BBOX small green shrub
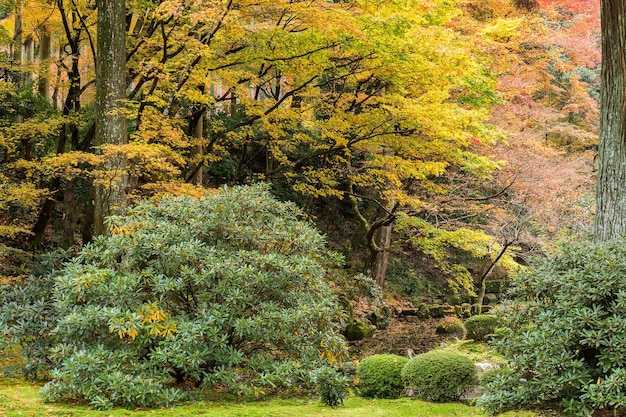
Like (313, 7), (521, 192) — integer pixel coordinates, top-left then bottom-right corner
(436, 317), (466, 335)
(345, 321), (372, 341)
(402, 351), (476, 402)
(312, 366), (350, 407)
(464, 314), (497, 342)
(357, 354), (408, 399)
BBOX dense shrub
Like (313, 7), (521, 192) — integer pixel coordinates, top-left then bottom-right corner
(5, 185), (347, 409)
(479, 240), (626, 416)
(402, 351), (476, 402)
(0, 249), (72, 380)
(464, 314), (497, 342)
(436, 317), (466, 335)
(312, 366), (351, 407)
(357, 354), (408, 399)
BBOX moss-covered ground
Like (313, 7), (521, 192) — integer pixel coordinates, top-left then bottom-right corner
(0, 377), (535, 417)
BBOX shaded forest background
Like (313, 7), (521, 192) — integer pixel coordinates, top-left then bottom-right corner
(0, 0), (600, 303)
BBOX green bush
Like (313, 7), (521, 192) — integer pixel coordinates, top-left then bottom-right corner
(479, 240), (626, 416)
(402, 351), (476, 403)
(312, 366), (350, 407)
(436, 317), (466, 335)
(4, 185), (347, 409)
(357, 354), (408, 399)
(0, 249), (72, 380)
(464, 314), (497, 342)
(345, 321), (372, 341)
(478, 367), (515, 388)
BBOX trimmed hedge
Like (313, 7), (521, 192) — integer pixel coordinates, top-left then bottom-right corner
(357, 354), (408, 399)
(464, 314), (498, 342)
(436, 317), (466, 335)
(402, 351), (476, 402)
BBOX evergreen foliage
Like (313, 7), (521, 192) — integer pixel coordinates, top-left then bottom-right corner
(312, 366), (351, 407)
(402, 351), (476, 403)
(3, 185), (346, 409)
(357, 354), (408, 399)
(464, 315), (498, 342)
(480, 240), (626, 415)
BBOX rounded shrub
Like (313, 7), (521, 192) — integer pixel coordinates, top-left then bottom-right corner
(402, 351), (476, 402)
(436, 317), (466, 335)
(345, 321), (372, 341)
(479, 239), (626, 415)
(464, 314), (497, 342)
(10, 185), (346, 409)
(357, 354), (408, 398)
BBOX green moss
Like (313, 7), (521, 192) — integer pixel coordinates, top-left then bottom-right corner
(0, 377), (537, 417)
(346, 321), (372, 341)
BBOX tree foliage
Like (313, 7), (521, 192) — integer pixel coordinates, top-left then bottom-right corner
(0, 0), (599, 302)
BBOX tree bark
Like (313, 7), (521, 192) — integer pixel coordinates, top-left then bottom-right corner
(191, 114), (203, 186)
(38, 27), (51, 99)
(12, 2), (22, 69)
(370, 224), (392, 288)
(94, 0), (128, 236)
(595, 0), (626, 241)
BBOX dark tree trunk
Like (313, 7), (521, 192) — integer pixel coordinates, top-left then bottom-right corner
(29, 9), (82, 250)
(38, 27), (51, 99)
(595, 0), (626, 241)
(370, 224), (392, 288)
(94, 0), (128, 236)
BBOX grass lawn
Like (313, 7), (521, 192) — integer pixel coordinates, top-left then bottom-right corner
(0, 378), (534, 417)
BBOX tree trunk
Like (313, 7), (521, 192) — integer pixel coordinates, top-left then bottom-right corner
(370, 224), (392, 288)
(191, 114), (203, 186)
(476, 241), (513, 315)
(61, 180), (77, 249)
(29, 12), (82, 250)
(12, 2), (22, 70)
(595, 0), (626, 241)
(94, 0), (128, 236)
(38, 27), (51, 99)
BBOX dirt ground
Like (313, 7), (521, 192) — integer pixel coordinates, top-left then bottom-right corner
(348, 317), (462, 360)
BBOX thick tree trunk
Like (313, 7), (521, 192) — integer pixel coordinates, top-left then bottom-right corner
(61, 180), (77, 249)
(94, 0), (128, 236)
(595, 0), (626, 241)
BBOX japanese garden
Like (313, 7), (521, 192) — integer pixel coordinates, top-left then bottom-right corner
(0, 0), (622, 416)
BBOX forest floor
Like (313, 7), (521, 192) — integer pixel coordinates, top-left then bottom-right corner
(348, 317), (461, 359)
